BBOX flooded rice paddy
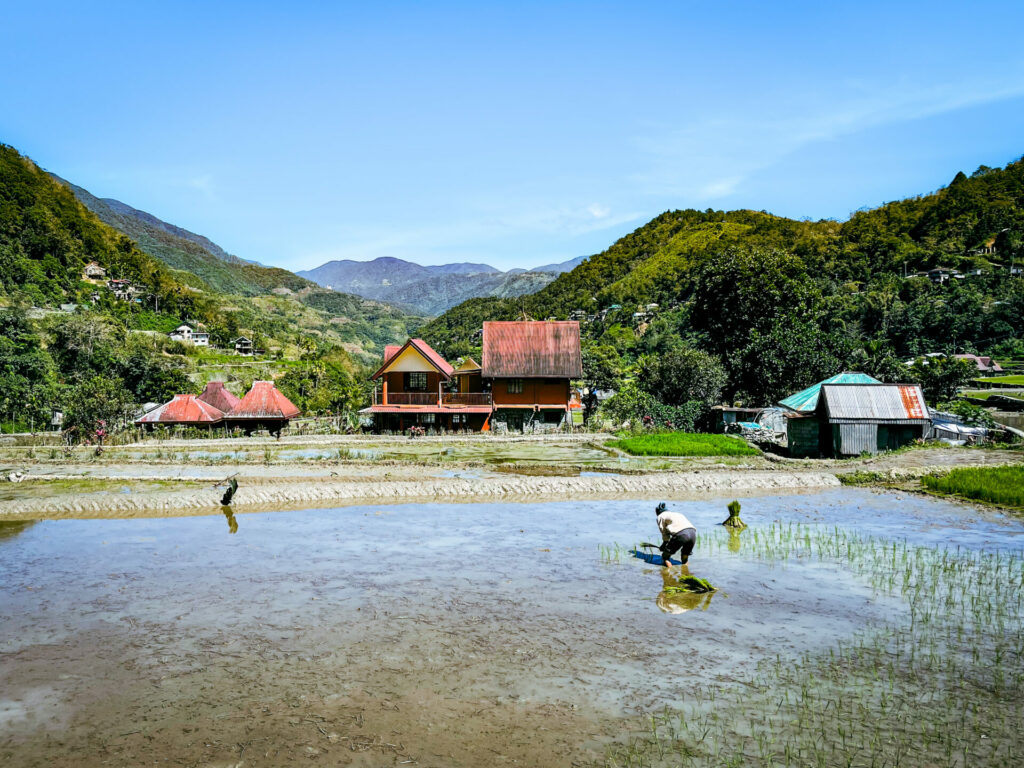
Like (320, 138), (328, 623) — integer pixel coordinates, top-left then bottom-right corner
(1, 488), (1022, 767)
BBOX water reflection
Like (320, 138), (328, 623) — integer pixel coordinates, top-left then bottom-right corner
(0, 520), (35, 541)
(656, 569), (715, 614)
(222, 507), (238, 534)
(728, 528), (744, 553)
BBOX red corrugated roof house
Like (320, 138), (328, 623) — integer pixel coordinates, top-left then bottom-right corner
(226, 381), (300, 420)
(197, 381), (241, 413)
(483, 321), (582, 429)
(135, 394), (225, 427)
(222, 381), (300, 437)
(360, 323), (582, 432)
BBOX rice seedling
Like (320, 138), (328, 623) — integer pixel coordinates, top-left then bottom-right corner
(922, 465), (1024, 508)
(607, 433), (760, 457)
(606, 522), (1024, 767)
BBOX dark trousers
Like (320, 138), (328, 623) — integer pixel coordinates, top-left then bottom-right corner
(660, 528), (696, 564)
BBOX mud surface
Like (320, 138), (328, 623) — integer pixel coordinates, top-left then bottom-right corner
(2, 488), (1022, 767)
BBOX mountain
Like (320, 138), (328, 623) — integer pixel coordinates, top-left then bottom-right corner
(53, 175), (313, 296)
(297, 255), (584, 315)
(529, 255), (588, 273)
(0, 144), (423, 362)
(418, 157), (1024, 373)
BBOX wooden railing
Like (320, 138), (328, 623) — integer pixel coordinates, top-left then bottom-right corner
(372, 389), (492, 407)
(442, 392), (492, 406)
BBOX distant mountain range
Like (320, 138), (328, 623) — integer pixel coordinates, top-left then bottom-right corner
(297, 255), (586, 315)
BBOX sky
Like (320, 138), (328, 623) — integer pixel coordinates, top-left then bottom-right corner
(2, 1), (1024, 272)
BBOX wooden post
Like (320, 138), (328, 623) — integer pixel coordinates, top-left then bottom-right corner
(382, 378), (388, 406)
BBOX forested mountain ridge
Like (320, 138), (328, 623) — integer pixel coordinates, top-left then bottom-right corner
(0, 143), (424, 433)
(420, 158), (1024, 404)
(54, 175), (315, 296)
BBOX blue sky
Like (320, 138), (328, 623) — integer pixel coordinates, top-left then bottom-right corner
(3, 1), (1024, 272)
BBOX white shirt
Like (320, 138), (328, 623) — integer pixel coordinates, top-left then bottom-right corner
(657, 511), (696, 539)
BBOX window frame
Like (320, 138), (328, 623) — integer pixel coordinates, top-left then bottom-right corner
(406, 372), (428, 391)
(506, 378), (524, 394)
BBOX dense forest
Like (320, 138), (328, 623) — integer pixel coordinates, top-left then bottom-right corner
(420, 158), (1024, 420)
(0, 144), (422, 434)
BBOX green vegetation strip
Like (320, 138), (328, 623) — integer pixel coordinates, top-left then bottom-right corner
(922, 465), (1024, 509)
(606, 523), (1024, 767)
(607, 433), (760, 457)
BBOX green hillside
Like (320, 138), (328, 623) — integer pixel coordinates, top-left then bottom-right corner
(0, 143), (423, 433)
(54, 175), (314, 296)
(420, 158), (1024, 404)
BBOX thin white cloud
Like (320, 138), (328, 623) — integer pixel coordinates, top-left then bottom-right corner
(630, 70), (1024, 200)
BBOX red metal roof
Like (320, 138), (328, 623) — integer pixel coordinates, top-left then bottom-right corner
(361, 405), (492, 414)
(225, 381), (300, 420)
(197, 381), (241, 413)
(481, 321), (582, 378)
(372, 339), (454, 380)
(136, 394), (225, 424)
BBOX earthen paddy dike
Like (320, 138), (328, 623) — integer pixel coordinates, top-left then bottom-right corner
(2, 488), (1022, 767)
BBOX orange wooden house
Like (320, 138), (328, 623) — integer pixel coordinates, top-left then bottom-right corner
(361, 322), (582, 432)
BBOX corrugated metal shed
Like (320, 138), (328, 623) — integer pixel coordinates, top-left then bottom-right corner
(197, 381), (241, 413)
(225, 381), (300, 420)
(372, 339), (454, 380)
(819, 384), (929, 424)
(778, 372), (881, 413)
(481, 321), (583, 378)
(135, 395), (225, 425)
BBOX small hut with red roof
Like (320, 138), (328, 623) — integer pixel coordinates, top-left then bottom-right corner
(197, 381), (241, 413)
(223, 381), (301, 437)
(135, 394), (225, 430)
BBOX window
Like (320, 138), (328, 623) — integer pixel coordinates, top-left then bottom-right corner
(420, 413), (435, 424)
(406, 372), (428, 391)
(506, 379), (524, 394)
(452, 414), (464, 424)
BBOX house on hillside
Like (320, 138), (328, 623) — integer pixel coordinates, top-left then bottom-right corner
(360, 321), (583, 433)
(83, 262), (107, 280)
(233, 337), (254, 356)
(168, 324), (208, 346)
(953, 354), (1003, 374)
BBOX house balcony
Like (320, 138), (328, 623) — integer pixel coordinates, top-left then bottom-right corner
(371, 389), (492, 408)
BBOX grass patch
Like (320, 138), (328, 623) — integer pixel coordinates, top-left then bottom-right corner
(972, 375), (1024, 386)
(608, 432), (760, 457)
(837, 470), (889, 485)
(921, 465), (1024, 508)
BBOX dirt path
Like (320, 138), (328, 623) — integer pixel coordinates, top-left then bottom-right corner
(0, 469), (841, 520)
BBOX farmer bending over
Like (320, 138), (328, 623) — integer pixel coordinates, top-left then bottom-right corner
(656, 502), (696, 566)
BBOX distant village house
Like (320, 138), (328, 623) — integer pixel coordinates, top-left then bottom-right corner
(82, 261), (107, 280)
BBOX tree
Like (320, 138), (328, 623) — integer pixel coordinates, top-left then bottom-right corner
(639, 347), (726, 407)
(907, 356), (974, 405)
(64, 375), (133, 437)
(731, 320), (851, 405)
(580, 343), (624, 420)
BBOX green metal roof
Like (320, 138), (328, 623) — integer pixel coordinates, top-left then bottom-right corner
(778, 372), (881, 413)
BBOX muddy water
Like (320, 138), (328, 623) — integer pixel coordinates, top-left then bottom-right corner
(1, 489), (1022, 767)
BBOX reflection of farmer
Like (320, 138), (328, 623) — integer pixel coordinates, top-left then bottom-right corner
(655, 502), (696, 566)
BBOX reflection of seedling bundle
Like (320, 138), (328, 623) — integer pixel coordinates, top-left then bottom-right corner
(662, 574), (716, 594)
(721, 499), (746, 529)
